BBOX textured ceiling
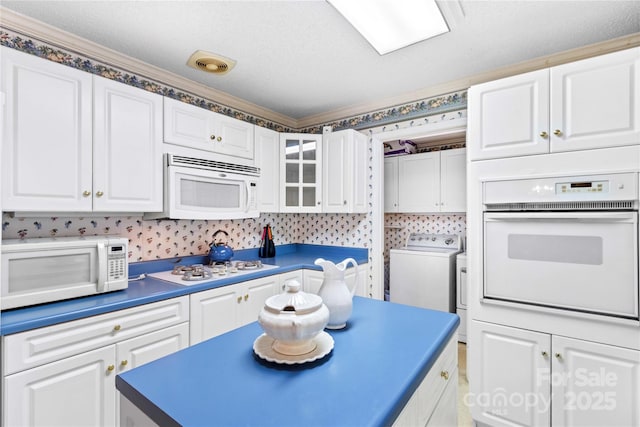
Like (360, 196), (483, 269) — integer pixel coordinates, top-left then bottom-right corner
(2, 0), (639, 121)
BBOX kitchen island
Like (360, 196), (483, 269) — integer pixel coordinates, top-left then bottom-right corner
(117, 297), (459, 427)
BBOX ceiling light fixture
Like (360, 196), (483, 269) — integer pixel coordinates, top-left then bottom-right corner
(327, 0), (449, 55)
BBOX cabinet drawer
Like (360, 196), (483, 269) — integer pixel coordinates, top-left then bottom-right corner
(3, 297), (189, 375)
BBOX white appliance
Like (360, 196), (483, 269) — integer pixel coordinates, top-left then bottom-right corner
(144, 154), (260, 220)
(390, 233), (462, 312)
(147, 261), (278, 286)
(456, 252), (467, 343)
(483, 172), (639, 320)
(1, 236), (128, 310)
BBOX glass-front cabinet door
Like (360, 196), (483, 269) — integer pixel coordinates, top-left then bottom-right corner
(279, 133), (322, 212)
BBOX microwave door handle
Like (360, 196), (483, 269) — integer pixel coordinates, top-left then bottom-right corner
(245, 181), (250, 212)
(97, 242), (107, 292)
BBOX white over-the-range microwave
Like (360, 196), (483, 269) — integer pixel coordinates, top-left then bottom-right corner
(1, 236), (128, 310)
(144, 153), (260, 220)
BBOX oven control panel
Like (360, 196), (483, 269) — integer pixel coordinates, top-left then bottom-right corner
(556, 180), (609, 194)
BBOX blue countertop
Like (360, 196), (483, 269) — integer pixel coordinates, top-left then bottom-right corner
(117, 297), (459, 427)
(0, 244), (368, 336)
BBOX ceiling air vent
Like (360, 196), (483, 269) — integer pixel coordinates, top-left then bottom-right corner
(186, 50), (236, 75)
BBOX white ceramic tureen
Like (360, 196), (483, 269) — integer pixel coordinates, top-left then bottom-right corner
(257, 280), (330, 356)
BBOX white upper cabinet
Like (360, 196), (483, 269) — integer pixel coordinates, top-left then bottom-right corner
(163, 97), (254, 161)
(322, 129), (368, 213)
(468, 69), (550, 161)
(255, 125), (280, 212)
(93, 76), (163, 212)
(386, 148), (466, 213)
(1, 47), (163, 213)
(468, 47), (640, 161)
(280, 133), (323, 213)
(550, 47), (640, 153)
(384, 157), (399, 212)
(1, 47), (93, 211)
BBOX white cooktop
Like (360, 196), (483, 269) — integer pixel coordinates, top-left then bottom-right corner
(148, 264), (279, 286)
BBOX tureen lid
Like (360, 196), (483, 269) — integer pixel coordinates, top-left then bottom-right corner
(264, 280), (323, 314)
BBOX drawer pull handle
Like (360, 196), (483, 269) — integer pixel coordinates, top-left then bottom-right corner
(121, 360), (128, 367)
(440, 370), (449, 380)
(113, 325), (121, 331)
(107, 364), (115, 372)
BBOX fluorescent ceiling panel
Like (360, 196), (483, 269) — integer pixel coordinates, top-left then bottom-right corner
(328, 0), (449, 55)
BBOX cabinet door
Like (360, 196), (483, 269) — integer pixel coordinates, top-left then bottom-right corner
(255, 125), (281, 212)
(439, 148), (466, 212)
(469, 320), (551, 427)
(468, 69), (550, 161)
(280, 133), (322, 212)
(303, 269), (325, 295)
(93, 76), (163, 212)
(240, 276), (279, 326)
(351, 130), (368, 213)
(551, 47), (640, 153)
(163, 97), (216, 151)
(116, 323), (189, 373)
(551, 336), (640, 427)
(4, 345), (116, 427)
(215, 113), (255, 160)
(384, 157), (399, 212)
(1, 47), (93, 211)
(190, 285), (240, 344)
(323, 130), (350, 213)
(398, 152), (440, 212)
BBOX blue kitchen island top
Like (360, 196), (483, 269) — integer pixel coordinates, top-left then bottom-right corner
(0, 244), (367, 335)
(116, 297), (459, 427)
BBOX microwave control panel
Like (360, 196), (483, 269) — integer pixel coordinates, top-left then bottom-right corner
(556, 180), (609, 194)
(107, 244), (127, 281)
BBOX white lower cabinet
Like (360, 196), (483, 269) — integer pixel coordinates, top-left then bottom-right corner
(190, 275), (279, 344)
(2, 297), (189, 427)
(393, 334), (458, 427)
(470, 320), (640, 427)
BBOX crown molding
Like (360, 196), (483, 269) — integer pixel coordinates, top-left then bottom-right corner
(296, 32), (640, 129)
(0, 7), (298, 129)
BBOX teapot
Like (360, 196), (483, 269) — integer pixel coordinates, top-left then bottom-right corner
(208, 230), (234, 263)
(314, 257), (359, 329)
(258, 280), (330, 356)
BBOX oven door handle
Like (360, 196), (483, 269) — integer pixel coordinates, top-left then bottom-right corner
(484, 211), (637, 223)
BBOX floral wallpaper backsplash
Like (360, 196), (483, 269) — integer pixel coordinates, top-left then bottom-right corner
(383, 213), (467, 263)
(1, 213), (369, 262)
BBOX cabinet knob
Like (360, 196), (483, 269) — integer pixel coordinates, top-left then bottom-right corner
(210, 135), (216, 140)
(317, 201), (321, 205)
(96, 191), (104, 197)
(553, 129), (563, 136)
(217, 136), (222, 142)
(555, 353), (562, 360)
(82, 190), (91, 197)
(107, 364), (115, 372)
(237, 296), (242, 303)
(343, 200), (347, 205)
(440, 370), (449, 380)
(121, 360), (128, 367)
(244, 294), (249, 301)
(539, 131), (548, 139)
(541, 351), (548, 357)
(113, 325), (121, 331)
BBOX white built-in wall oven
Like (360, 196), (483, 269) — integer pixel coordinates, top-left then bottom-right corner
(482, 172), (638, 320)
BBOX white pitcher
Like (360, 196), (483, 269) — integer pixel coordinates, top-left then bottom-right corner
(314, 257), (358, 329)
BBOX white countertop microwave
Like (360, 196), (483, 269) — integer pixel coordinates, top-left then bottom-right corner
(1, 236), (128, 310)
(144, 154), (260, 220)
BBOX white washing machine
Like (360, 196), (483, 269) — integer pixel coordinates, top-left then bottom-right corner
(390, 233), (462, 312)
